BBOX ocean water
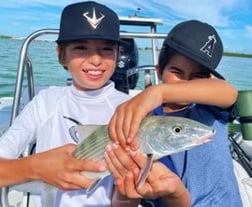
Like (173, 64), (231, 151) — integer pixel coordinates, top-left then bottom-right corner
(1, 38), (252, 98)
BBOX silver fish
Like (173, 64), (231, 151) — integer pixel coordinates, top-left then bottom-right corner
(70, 116), (215, 192)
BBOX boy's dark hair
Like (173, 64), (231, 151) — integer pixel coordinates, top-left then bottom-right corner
(158, 45), (176, 75)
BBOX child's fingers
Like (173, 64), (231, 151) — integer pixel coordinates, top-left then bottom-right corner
(104, 143), (128, 177)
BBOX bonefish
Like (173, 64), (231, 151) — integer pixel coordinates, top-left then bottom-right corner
(70, 115), (215, 193)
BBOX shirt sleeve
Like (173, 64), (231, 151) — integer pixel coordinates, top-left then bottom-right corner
(0, 94), (42, 158)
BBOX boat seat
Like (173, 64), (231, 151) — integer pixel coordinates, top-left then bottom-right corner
(229, 90), (252, 152)
(228, 90), (252, 206)
(235, 90), (252, 140)
(233, 159), (252, 206)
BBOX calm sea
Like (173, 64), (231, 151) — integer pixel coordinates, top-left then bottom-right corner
(1, 38), (252, 98)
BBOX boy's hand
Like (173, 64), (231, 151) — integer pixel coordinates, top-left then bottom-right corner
(31, 144), (106, 190)
(105, 143), (186, 199)
(109, 85), (163, 149)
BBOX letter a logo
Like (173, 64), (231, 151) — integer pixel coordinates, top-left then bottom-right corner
(200, 35), (217, 58)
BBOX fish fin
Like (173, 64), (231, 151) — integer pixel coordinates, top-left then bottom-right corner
(69, 125), (104, 143)
(69, 126), (79, 143)
(242, 177), (252, 187)
(86, 178), (103, 196)
(136, 153), (154, 189)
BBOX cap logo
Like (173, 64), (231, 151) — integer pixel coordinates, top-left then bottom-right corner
(83, 7), (105, 29)
(200, 34), (217, 58)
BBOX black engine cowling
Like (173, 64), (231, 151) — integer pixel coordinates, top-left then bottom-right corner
(110, 38), (139, 94)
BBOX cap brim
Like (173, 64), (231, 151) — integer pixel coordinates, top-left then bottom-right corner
(208, 69), (225, 80)
(56, 36), (126, 44)
(166, 41), (225, 80)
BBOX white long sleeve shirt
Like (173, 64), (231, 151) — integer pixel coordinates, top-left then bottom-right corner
(0, 81), (130, 207)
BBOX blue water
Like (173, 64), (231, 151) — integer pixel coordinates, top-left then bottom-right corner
(0, 38), (252, 98)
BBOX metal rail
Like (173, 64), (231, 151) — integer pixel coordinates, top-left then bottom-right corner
(1, 28), (166, 207)
(10, 29), (166, 124)
(10, 29), (59, 125)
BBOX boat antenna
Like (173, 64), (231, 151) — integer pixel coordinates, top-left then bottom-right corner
(129, 8), (141, 17)
(134, 8), (141, 16)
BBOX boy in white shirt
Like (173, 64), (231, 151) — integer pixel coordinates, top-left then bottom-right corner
(0, 1), (130, 206)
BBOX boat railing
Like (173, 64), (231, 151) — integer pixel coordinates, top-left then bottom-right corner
(10, 29), (166, 125)
(2, 22), (252, 207)
(1, 28), (166, 207)
(10, 29), (59, 125)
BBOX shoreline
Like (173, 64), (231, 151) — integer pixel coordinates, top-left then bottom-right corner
(1, 35), (252, 58)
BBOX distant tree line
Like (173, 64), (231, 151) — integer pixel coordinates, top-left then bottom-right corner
(1, 35), (252, 58)
(139, 47), (252, 58)
(223, 52), (252, 58)
(0, 35), (12, 39)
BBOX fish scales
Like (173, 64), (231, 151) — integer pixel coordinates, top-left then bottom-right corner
(70, 116), (215, 193)
(71, 115), (214, 168)
(72, 126), (109, 160)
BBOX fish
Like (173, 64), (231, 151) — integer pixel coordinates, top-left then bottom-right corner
(70, 115), (215, 193)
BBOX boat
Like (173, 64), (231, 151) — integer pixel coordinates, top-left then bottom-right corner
(0, 16), (252, 207)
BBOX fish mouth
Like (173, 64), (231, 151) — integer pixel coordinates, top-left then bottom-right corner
(202, 133), (214, 144)
(196, 130), (215, 145)
(204, 136), (212, 143)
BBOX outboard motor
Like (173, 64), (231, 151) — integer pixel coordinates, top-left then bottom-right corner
(111, 38), (139, 94)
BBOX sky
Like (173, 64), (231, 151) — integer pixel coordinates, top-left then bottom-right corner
(0, 0), (252, 54)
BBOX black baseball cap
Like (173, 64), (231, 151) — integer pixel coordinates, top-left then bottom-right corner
(163, 20), (224, 79)
(56, 1), (121, 43)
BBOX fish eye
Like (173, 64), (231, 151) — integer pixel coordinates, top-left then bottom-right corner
(172, 125), (183, 134)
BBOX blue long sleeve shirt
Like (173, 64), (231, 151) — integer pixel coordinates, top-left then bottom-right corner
(142, 103), (242, 207)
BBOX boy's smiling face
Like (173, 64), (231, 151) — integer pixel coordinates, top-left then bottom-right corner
(59, 39), (118, 91)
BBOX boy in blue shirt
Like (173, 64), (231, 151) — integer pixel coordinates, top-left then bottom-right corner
(107, 20), (242, 206)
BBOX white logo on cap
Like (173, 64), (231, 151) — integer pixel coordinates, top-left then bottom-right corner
(200, 34), (217, 58)
(83, 7), (105, 29)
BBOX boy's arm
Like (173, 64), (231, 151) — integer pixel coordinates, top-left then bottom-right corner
(0, 144), (105, 190)
(109, 78), (237, 148)
(106, 144), (191, 207)
(159, 78), (237, 109)
(111, 179), (191, 207)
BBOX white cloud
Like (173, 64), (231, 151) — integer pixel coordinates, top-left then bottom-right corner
(0, 0), (247, 27)
(0, 0), (251, 53)
(245, 25), (252, 38)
